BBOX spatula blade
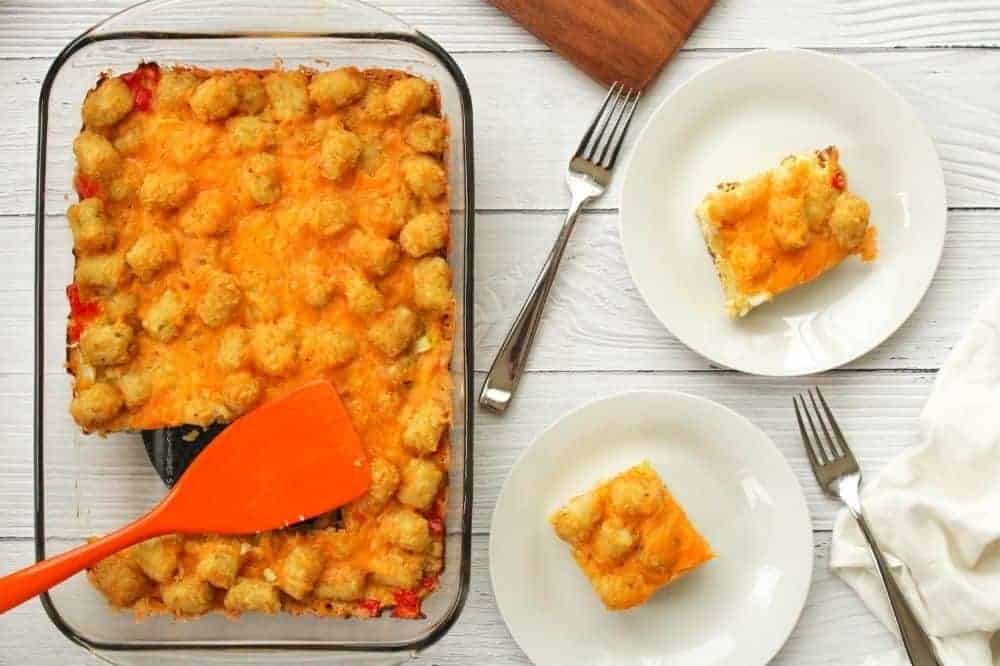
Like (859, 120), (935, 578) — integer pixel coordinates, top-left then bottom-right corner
(157, 381), (371, 535)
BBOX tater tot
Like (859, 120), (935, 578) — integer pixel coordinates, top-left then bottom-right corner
(729, 240), (774, 285)
(401, 155), (447, 199)
(314, 564), (367, 602)
(592, 572), (646, 610)
(385, 77), (433, 117)
(79, 321), (134, 366)
(197, 271), (241, 327)
(399, 211), (448, 258)
(104, 292), (138, 322)
(162, 576), (215, 615)
(397, 458), (444, 511)
(183, 397), (226, 427)
(319, 128), (362, 182)
(90, 552), (148, 606)
(830, 192), (871, 250)
(592, 516), (636, 563)
(609, 472), (663, 517)
(217, 326), (249, 370)
(227, 115), (276, 152)
(299, 263), (335, 308)
(358, 85), (391, 121)
(549, 491), (601, 545)
(368, 549), (423, 589)
(179, 189), (234, 237)
(278, 544), (325, 600)
(379, 509), (431, 553)
(168, 123), (219, 166)
(74, 131), (121, 180)
(358, 187), (413, 238)
(112, 116), (144, 155)
(346, 229), (399, 276)
(118, 370), (151, 409)
(140, 170), (193, 210)
(68, 198), (116, 254)
(309, 67), (367, 111)
(75, 254), (126, 292)
(71, 382), (124, 430)
(189, 75), (240, 121)
(240, 153), (281, 205)
(154, 69), (200, 111)
(300, 325), (359, 369)
(299, 193), (352, 237)
(403, 115), (447, 155)
(125, 229), (177, 281)
(344, 273), (384, 318)
(221, 371), (260, 416)
(134, 536), (181, 583)
(82, 77), (134, 129)
(251, 318), (298, 375)
(767, 195), (810, 251)
(196, 539), (243, 589)
(413, 256), (452, 312)
(232, 71), (268, 115)
(368, 306), (419, 357)
(107, 161), (141, 202)
(348, 456), (400, 519)
(402, 400), (447, 455)
(224, 578), (280, 614)
(141, 289), (188, 342)
(264, 71), (310, 122)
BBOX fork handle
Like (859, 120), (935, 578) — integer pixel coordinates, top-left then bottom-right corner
(479, 193), (589, 412)
(850, 509), (943, 666)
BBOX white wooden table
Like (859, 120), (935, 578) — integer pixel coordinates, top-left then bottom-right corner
(2, 1), (999, 662)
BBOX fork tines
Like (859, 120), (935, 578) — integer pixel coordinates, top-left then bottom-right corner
(575, 82), (641, 170)
(793, 387), (856, 467)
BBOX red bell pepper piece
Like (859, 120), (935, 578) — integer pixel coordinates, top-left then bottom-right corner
(121, 64), (159, 111)
(357, 598), (382, 618)
(74, 174), (100, 200)
(66, 284), (100, 342)
(391, 589), (421, 619)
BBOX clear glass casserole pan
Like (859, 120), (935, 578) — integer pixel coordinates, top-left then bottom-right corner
(33, 0), (474, 659)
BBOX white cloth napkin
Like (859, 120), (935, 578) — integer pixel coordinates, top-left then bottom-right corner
(830, 291), (1000, 666)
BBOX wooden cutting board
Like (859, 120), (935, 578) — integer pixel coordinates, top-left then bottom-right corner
(490, 0), (715, 90)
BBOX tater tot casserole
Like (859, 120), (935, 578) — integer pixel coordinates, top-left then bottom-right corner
(67, 63), (454, 620)
(549, 462), (714, 610)
(696, 146), (878, 317)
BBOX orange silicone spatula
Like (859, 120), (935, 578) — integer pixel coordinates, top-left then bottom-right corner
(0, 380), (370, 613)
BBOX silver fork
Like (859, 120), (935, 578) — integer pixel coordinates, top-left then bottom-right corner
(479, 83), (641, 413)
(794, 388), (942, 666)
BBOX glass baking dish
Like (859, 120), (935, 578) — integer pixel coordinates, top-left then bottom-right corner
(33, 0), (474, 660)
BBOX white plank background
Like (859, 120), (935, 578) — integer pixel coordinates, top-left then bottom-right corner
(1, 0), (999, 663)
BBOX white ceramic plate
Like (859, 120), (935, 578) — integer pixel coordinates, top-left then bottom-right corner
(620, 49), (947, 375)
(490, 391), (813, 666)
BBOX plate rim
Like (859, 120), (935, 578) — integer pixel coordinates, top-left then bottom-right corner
(618, 47), (948, 376)
(488, 389), (814, 666)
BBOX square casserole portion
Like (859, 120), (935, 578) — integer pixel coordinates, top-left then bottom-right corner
(696, 146), (877, 318)
(549, 461), (714, 610)
(69, 63), (454, 621)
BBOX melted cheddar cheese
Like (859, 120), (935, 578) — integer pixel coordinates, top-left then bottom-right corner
(549, 462), (714, 610)
(72, 64), (453, 620)
(696, 146), (877, 317)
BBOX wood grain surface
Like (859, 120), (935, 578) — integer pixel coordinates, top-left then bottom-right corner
(489, 0), (715, 88)
(1, 0), (999, 663)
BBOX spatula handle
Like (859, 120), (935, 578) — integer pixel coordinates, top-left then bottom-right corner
(0, 514), (162, 613)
